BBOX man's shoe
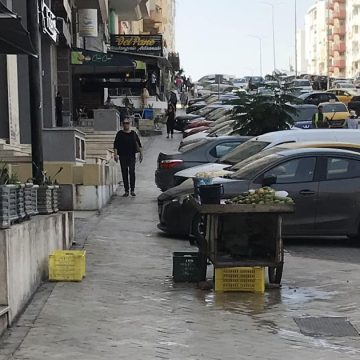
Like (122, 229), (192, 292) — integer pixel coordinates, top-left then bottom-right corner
(131, 191), (136, 197)
(123, 192), (129, 197)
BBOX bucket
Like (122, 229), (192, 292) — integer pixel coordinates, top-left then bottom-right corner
(199, 184), (224, 205)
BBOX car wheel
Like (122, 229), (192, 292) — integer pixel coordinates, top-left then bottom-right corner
(191, 213), (205, 239)
(268, 263), (283, 285)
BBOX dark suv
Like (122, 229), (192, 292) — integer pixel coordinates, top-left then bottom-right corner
(300, 92), (338, 106)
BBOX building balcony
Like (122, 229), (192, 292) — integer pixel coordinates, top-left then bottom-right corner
(333, 26), (345, 35)
(334, 0), (345, 3)
(109, 0), (149, 21)
(333, 10), (346, 19)
(327, 0), (334, 10)
(327, 17), (334, 25)
(353, 0), (360, 7)
(333, 59), (346, 68)
(333, 42), (346, 52)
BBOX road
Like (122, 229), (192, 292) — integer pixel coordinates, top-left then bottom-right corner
(1, 130), (360, 360)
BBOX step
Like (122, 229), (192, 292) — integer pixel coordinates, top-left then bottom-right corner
(0, 306), (9, 336)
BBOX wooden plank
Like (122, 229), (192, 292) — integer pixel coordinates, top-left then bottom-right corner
(196, 202), (294, 214)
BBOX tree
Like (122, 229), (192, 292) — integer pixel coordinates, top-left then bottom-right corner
(228, 92), (301, 136)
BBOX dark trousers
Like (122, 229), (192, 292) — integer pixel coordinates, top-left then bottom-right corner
(120, 156), (136, 192)
(56, 110), (63, 127)
(167, 121), (175, 135)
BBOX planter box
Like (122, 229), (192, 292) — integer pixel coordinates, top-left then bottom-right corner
(16, 184), (26, 221)
(52, 185), (59, 213)
(0, 185), (11, 229)
(31, 185), (39, 215)
(24, 183), (39, 217)
(8, 185), (18, 223)
(37, 185), (53, 215)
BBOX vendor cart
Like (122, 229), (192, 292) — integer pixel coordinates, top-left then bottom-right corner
(189, 197), (294, 285)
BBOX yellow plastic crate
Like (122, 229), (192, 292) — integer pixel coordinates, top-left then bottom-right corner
(49, 250), (86, 282)
(215, 266), (265, 293)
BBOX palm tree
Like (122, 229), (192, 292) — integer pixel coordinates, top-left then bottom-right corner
(228, 92), (301, 136)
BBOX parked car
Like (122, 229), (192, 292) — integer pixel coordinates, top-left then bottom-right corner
(155, 136), (251, 191)
(299, 92), (338, 106)
(334, 82), (356, 90)
(327, 89), (358, 104)
(319, 101), (350, 128)
(290, 79), (313, 92)
(158, 148), (360, 239)
(288, 104), (318, 129)
(174, 129), (360, 184)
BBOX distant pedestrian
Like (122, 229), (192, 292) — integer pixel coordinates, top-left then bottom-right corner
(104, 96), (114, 108)
(180, 91), (188, 108)
(113, 118), (143, 197)
(169, 90), (178, 109)
(166, 104), (176, 139)
(141, 87), (150, 108)
(55, 91), (63, 127)
(345, 110), (359, 129)
(312, 105), (329, 128)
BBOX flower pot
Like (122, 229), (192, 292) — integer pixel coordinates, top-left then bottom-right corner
(37, 185), (53, 215)
(31, 185), (39, 215)
(0, 185), (11, 229)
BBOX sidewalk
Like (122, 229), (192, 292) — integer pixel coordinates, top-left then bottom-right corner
(2, 132), (360, 359)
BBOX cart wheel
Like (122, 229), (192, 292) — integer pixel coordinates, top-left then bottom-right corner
(268, 263), (283, 285)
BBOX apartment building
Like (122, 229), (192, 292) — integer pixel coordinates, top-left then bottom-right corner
(304, 0), (328, 75)
(346, 0), (360, 77)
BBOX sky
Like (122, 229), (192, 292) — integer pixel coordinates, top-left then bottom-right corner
(175, 0), (315, 81)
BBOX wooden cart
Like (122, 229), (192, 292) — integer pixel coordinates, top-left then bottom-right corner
(190, 197), (294, 284)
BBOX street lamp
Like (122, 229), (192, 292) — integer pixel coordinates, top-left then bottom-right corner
(262, 2), (276, 71)
(248, 35), (263, 77)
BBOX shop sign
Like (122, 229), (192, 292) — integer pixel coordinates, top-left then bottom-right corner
(78, 9), (98, 38)
(41, 1), (58, 43)
(71, 49), (135, 68)
(110, 35), (163, 56)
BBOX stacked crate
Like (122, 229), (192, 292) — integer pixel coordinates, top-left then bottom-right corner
(52, 185), (59, 213)
(31, 185), (38, 215)
(8, 185), (18, 223)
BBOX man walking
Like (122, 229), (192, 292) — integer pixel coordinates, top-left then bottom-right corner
(312, 105), (329, 128)
(113, 118), (143, 197)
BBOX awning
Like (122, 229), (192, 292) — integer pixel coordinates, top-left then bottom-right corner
(0, 3), (37, 57)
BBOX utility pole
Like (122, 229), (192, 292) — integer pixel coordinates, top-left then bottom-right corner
(295, 0), (298, 78)
(27, 0), (44, 184)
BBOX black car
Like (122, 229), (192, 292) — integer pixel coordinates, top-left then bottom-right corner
(155, 136), (251, 191)
(289, 104), (317, 129)
(348, 95), (360, 116)
(158, 148), (360, 239)
(299, 92), (339, 106)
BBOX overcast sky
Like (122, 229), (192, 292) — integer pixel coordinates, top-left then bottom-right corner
(175, 0), (315, 81)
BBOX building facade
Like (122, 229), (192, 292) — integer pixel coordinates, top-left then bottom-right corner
(0, 0), (177, 148)
(346, 0), (360, 77)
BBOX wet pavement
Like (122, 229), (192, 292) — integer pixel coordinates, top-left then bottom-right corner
(1, 130), (360, 359)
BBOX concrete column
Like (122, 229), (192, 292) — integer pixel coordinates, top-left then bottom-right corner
(42, 38), (57, 128)
(0, 55), (9, 140)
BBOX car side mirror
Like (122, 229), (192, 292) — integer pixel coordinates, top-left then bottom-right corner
(262, 175), (277, 187)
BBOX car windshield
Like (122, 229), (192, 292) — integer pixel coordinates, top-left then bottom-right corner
(230, 154), (283, 179)
(294, 80), (310, 86)
(339, 83), (355, 88)
(179, 138), (208, 153)
(289, 107), (317, 121)
(220, 140), (271, 164)
(230, 147), (287, 170)
(323, 103), (348, 112)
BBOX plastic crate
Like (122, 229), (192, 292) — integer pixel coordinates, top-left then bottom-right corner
(49, 250), (86, 281)
(172, 252), (204, 283)
(215, 266), (265, 293)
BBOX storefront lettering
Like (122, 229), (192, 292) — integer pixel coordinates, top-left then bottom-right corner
(91, 54), (112, 63)
(116, 36), (156, 47)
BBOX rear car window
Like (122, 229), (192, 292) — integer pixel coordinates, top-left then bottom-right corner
(326, 157), (360, 180)
(323, 103), (348, 112)
(179, 139), (208, 153)
(220, 140), (270, 164)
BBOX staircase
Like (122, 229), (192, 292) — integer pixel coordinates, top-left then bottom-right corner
(0, 141), (32, 163)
